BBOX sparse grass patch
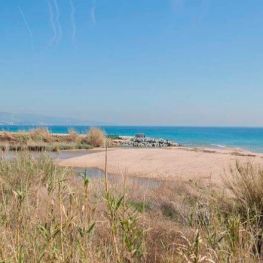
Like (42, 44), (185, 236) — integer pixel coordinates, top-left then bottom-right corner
(107, 135), (122, 140)
(129, 200), (151, 213)
(161, 202), (181, 220)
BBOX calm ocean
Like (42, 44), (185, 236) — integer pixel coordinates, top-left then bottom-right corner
(1, 125), (263, 153)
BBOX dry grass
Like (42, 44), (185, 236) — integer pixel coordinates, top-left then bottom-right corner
(29, 128), (52, 142)
(0, 129), (93, 152)
(66, 128), (80, 143)
(0, 155), (263, 262)
(0, 154), (146, 262)
(0, 128), (118, 152)
(85, 128), (105, 147)
(225, 162), (263, 217)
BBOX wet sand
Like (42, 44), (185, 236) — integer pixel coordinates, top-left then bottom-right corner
(58, 147), (263, 184)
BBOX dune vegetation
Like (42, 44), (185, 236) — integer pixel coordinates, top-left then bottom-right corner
(85, 128), (106, 147)
(0, 152), (263, 262)
(0, 128), (106, 152)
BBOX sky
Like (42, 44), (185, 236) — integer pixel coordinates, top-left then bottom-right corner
(0, 0), (263, 126)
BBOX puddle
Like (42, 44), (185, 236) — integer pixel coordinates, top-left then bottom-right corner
(1, 149), (93, 161)
(51, 150), (95, 160)
(73, 167), (161, 189)
(74, 167), (105, 179)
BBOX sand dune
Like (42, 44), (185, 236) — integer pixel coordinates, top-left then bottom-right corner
(58, 147), (263, 184)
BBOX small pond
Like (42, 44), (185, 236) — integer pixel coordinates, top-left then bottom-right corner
(74, 167), (162, 189)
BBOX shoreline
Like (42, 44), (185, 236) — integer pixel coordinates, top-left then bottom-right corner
(0, 129), (263, 154)
(1, 129), (263, 155)
(1, 129), (262, 154)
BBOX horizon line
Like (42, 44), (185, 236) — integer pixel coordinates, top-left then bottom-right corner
(1, 124), (263, 129)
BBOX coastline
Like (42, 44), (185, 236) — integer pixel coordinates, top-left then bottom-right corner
(1, 129), (262, 156)
(1, 126), (263, 153)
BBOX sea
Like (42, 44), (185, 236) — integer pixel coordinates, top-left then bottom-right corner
(1, 125), (263, 153)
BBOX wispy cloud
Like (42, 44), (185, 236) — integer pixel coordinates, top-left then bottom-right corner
(18, 6), (34, 51)
(47, 0), (57, 45)
(47, 0), (62, 45)
(91, 0), (97, 25)
(69, 0), (77, 44)
(53, 0), (63, 43)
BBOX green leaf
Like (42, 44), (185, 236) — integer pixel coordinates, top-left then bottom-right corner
(115, 196), (124, 211)
(87, 222), (96, 234)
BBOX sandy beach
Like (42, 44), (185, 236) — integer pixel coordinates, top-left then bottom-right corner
(59, 147), (263, 184)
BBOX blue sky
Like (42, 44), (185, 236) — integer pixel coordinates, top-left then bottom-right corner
(0, 0), (263, 126)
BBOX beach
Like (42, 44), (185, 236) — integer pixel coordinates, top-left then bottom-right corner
(59, 146), (263, 184)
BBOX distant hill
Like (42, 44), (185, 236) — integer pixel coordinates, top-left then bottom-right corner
(0, 112), (105, 126)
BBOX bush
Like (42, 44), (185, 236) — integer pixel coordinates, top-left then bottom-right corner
(66, 128), (80, 143)
(85, 128), (105, 147)
(29, 128), (51, 142)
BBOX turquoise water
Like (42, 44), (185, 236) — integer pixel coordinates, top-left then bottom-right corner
(1, 125), (263, 153)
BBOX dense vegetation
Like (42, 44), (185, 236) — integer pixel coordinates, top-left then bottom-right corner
(0, 154), (263, 262)
(0, 128), (106, 152)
